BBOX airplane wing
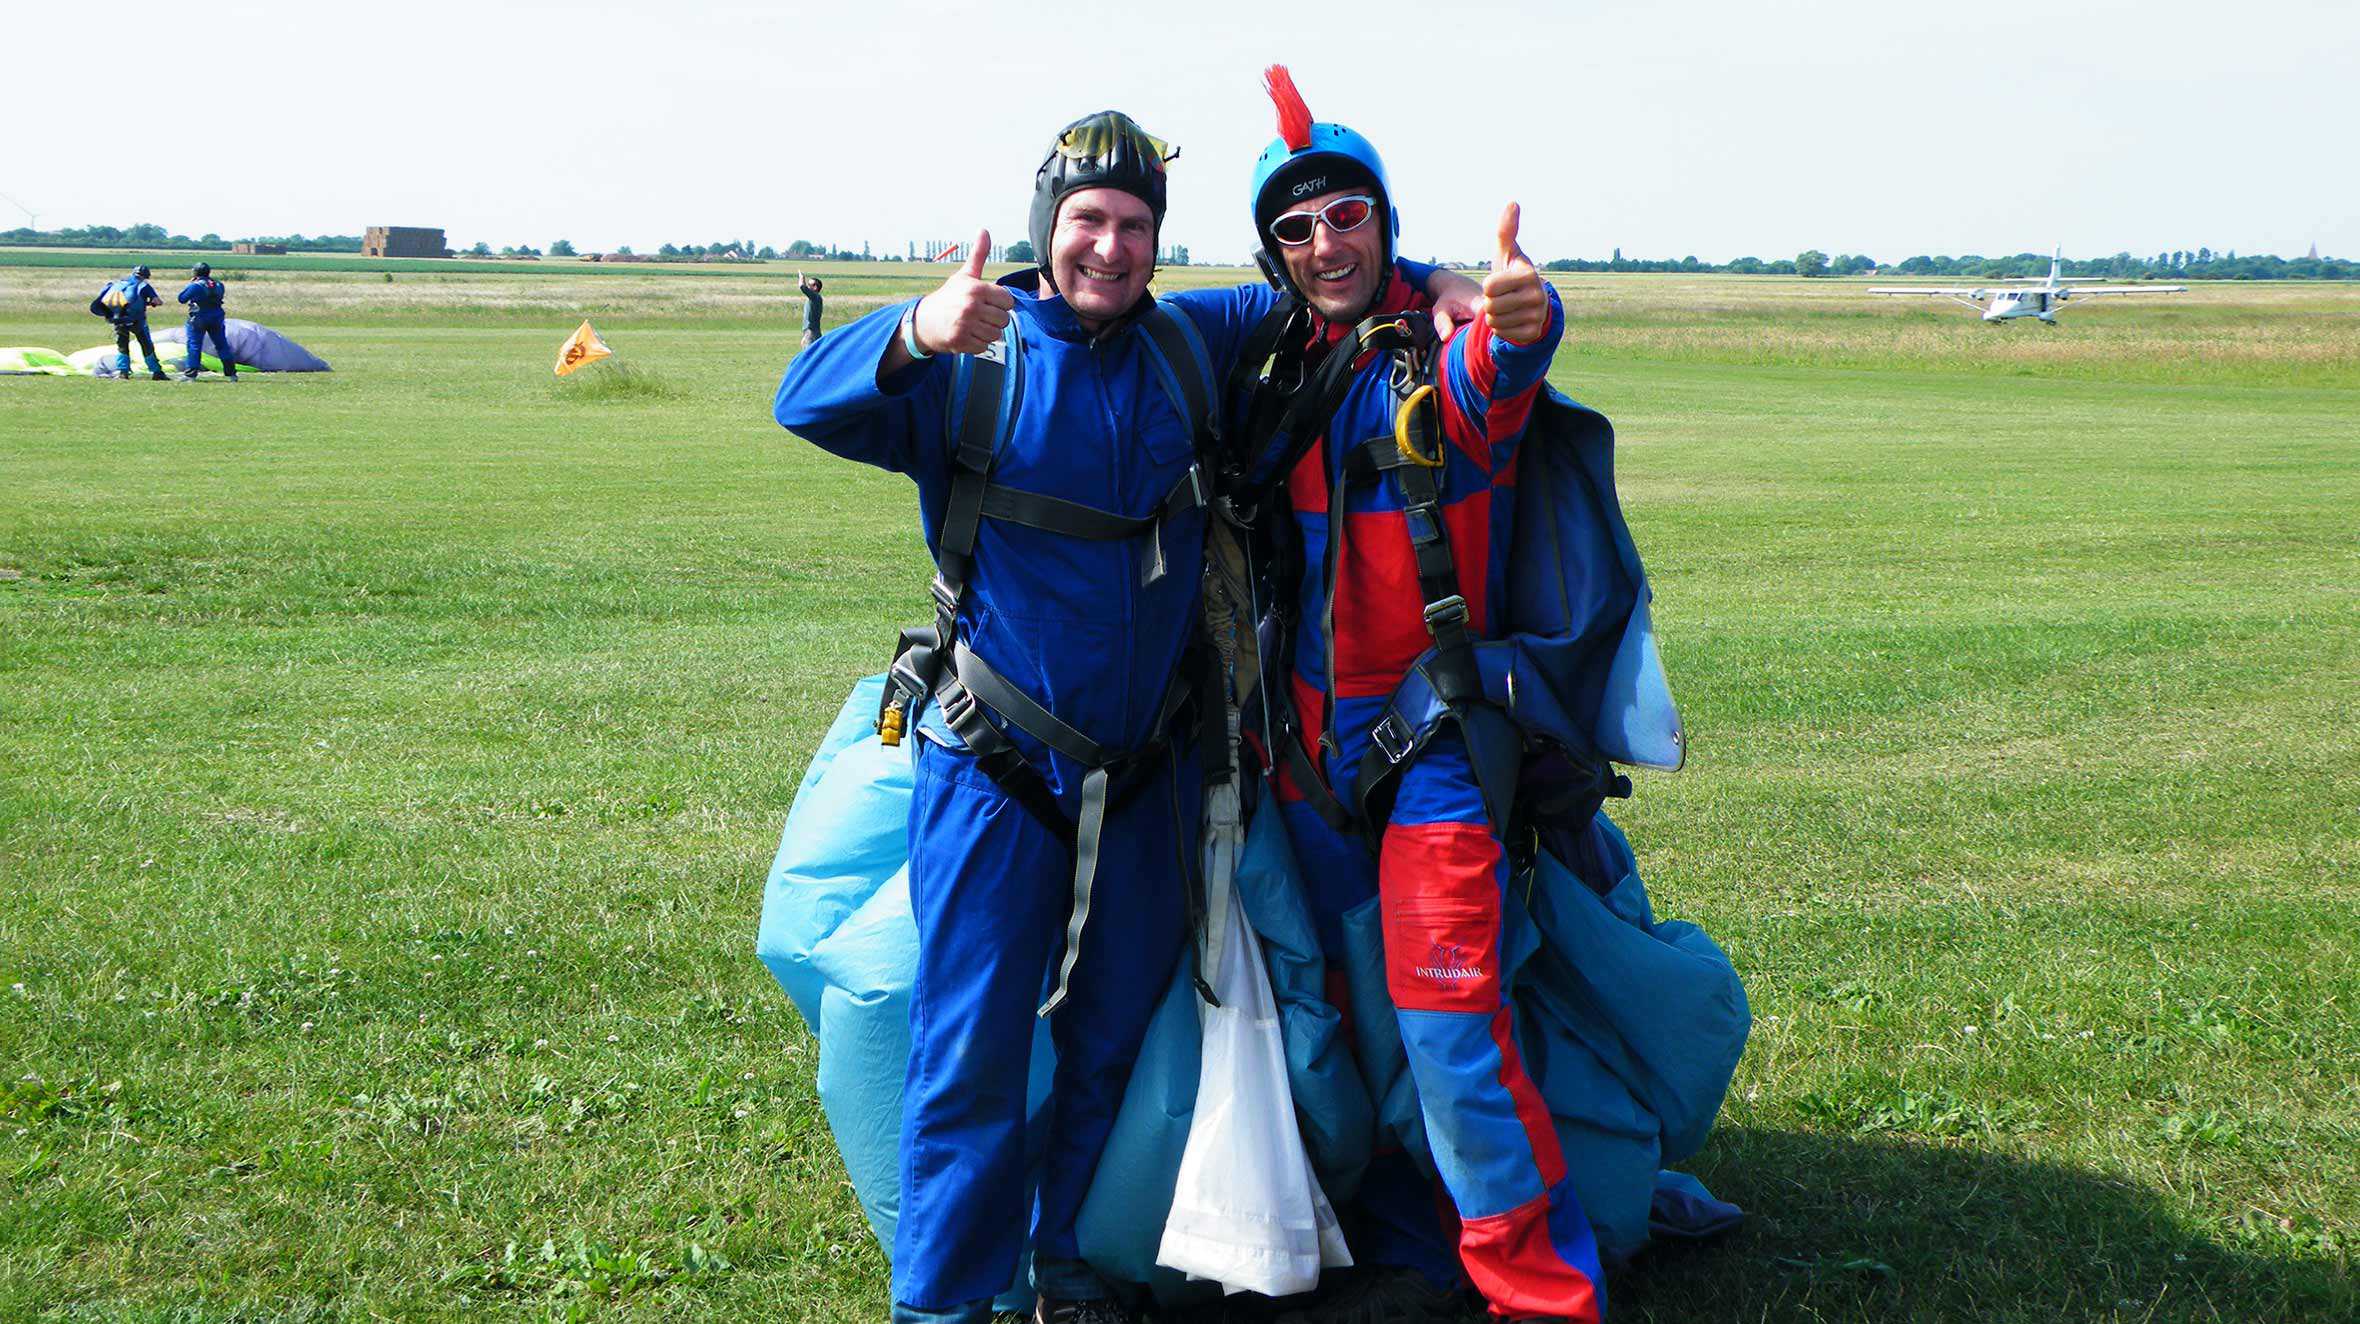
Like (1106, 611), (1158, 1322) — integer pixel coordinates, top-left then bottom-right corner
(2061, 285), (2187, 297)
(1867, 287), (1978, 296)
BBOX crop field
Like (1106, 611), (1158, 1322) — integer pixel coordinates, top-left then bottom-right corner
(3, 256), (2355, 1322)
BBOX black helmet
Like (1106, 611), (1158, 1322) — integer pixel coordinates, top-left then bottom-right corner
(132, 265), (151, 279)
(193, 262), (211, 278)
(1027, 110), (1176, 275)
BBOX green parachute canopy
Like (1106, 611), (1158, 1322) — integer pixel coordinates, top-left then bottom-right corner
(0, 346), (75, 376)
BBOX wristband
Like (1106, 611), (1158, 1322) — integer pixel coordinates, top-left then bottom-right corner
(900, 304), (934, 361)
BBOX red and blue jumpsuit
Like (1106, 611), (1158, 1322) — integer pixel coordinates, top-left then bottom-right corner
(1262, 268), (1601, 1320)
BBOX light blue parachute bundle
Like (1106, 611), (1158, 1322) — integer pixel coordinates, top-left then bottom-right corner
(757, 677), (1746, 1302)
(1332, 812), (1749, 1264)
(149, 318), (331, 372)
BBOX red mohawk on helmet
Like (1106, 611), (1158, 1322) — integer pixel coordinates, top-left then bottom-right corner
(1264, 64), (1313, 152)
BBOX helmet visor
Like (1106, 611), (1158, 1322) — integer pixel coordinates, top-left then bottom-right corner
(1054, 112), (1177, 169)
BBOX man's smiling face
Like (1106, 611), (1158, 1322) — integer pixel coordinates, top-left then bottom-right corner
(1275, 187), (1386, 320)
(1048, 186), (1156, 330)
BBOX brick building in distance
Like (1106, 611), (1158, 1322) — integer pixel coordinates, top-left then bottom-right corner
(363, 226), (448, 259)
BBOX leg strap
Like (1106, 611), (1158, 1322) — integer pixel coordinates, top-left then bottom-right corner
(1038, 766), (1111, 1018)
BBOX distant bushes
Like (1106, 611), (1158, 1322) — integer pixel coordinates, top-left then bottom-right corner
(1, 223), (361, 253)
(1540, 247), (2360, 280)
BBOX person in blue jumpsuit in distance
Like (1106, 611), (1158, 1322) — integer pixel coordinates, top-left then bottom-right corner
(88, 265), (167, 380)
(177, 263), (237, 380)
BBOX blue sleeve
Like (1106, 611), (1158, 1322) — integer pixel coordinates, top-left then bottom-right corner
(178, 281), (199, 305)
(1485, 280), (1563, 400)
(1438, 282), (1564, 457)
(1168, 283), (1296, 486)
(1166, 283), (1282, 381)
(1396, 258), (1441, 291)
(772, 298), (950, 479)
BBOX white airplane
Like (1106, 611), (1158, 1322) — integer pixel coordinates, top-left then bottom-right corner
(1868, 249), (2185, 323)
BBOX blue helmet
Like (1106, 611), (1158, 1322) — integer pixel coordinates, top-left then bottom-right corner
(1249, 66), (1399, 300)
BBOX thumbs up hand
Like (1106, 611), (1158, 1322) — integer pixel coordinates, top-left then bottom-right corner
(1476, 203), (1549, 346)
(912, 229), (1016, 356)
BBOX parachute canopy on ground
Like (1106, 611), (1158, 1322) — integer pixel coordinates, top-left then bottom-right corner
(0, 347), (75, 376)
(151, 318), (331, 372)
(71, 345), (234, 377)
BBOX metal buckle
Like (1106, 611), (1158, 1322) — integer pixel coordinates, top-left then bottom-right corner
(887, 655), (927, 697)
(1423, 594), (1469, 630)
(929, 573), (960, 616)
(1186, 463), (1206, 508)
(1371, 714), (1414, 765)
(937, 679), (979, 732)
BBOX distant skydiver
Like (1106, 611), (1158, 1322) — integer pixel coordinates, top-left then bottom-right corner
(798, 272), (825, 347)
(178, 263), (237, 381)
(88, 264), (167, 380)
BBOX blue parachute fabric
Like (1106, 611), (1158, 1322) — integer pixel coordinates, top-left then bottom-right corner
(1074, 964), (1209, 1307)
(756, 677), (1050, 1311)
(1527, 816), (1749, 1166)
(1486, 389), (1683, 771)
(1232, 798), (1375, 1203)
(1078, 801), (1376, 1308)
(756, 675), (912, 1024)
(1337, 896), (1439, 1178)
(758, 681), (1744, 1289)
(1334, 810), (1745, 1266)
(1649, 1170), (1746, 1244)
(806, 870), (918, 1238)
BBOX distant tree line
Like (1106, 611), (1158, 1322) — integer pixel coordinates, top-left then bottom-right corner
(10, 223), (2354, 280)
(1, 222), (362, 252)
(1540, 247), (2360, 281)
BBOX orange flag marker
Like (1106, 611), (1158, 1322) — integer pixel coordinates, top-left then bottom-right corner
(554, 319), (613, 377)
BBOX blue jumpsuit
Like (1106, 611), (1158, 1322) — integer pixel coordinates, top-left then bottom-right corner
(91, 277), (165, 378)
(178, 278), (235, 377)
(772, 275), (1268, 1322)
(1180, 271), (1604, 1321)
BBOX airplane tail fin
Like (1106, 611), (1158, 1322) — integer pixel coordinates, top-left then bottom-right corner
(2051, 245), (2062, 284)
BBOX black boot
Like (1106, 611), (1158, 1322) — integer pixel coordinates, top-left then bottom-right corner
(1270, 1268), (1479, 1324)
(1036, 1298), (1137, 1324)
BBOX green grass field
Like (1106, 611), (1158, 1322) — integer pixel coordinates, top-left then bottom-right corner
(3, 256), (2355, 1322)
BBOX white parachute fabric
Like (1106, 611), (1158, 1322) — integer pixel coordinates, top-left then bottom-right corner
(1155, 882), (1351, 1296)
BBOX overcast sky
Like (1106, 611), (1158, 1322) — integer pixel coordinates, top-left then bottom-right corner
(8, 0), (2353, 264)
